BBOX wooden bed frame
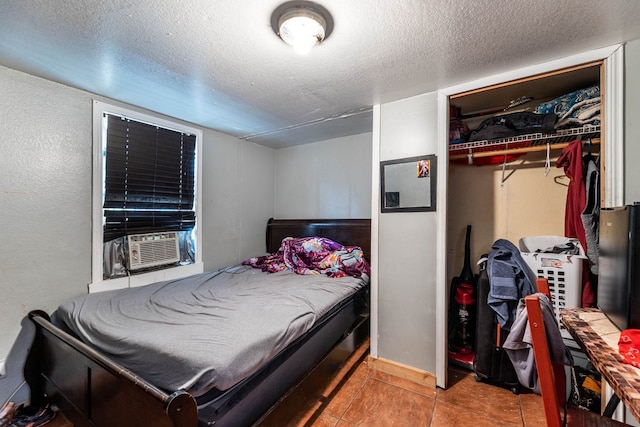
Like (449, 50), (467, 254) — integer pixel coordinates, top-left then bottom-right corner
(24, 218), (371, 427)
(265, 218), (371, 260)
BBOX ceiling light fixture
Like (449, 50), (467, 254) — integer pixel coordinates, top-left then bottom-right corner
(271, 1), (333, 55)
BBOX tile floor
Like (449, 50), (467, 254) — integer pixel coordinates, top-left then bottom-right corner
(257, 344), (547, 427)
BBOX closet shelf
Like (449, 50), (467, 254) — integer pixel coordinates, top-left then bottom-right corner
(449, 125), (600, 162)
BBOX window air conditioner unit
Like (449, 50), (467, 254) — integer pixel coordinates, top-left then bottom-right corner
(127, 232), (180, 271)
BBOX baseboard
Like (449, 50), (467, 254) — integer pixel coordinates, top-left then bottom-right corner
(367, 356), (436, 388)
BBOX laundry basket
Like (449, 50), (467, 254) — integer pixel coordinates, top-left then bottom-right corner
(519, 236), (585, 340)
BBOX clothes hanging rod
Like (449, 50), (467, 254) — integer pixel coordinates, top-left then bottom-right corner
(449, 138), (600, 161)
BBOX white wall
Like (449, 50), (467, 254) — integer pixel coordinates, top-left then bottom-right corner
(0, 65), (276, 404)
(275, 133), (372, 219)
(0, 65), (93, 403)
(201, 128), (276, 267)
(376, 92), (440, 372)
(626, 39), (640, 205)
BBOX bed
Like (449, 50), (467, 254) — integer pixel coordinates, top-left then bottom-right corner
(24, 218), (371, 427)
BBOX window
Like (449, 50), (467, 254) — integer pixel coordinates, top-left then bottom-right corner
(91, 101), (203, 292)
(103, 114), (196, 240)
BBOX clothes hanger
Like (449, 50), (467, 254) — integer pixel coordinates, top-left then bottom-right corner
(554, 175), (569, 187)
(583, 137), (597, 162)
(544, 143), (551, 176)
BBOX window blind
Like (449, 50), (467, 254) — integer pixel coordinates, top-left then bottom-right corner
(103, 114), (196, 241)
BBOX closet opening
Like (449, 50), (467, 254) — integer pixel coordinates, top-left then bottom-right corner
(445, 61), (603, 374)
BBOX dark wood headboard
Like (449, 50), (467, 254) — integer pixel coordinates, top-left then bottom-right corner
(265, 218), (371, 261)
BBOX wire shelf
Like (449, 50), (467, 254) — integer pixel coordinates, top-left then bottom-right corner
(449, 125), (600, 155)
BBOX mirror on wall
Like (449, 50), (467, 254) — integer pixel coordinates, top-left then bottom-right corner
(380, 155), (437, 213)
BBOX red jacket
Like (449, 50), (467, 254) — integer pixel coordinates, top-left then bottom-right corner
(556, 140), (595, 307)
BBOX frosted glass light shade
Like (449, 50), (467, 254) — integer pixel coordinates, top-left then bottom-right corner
(279, 13), (326, 54)
(272, 2), (333, 55)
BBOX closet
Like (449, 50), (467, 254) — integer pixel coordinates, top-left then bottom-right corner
(437, 46), (629, 420)
(445, 61), (604, 379)
(446, 61), (603, 285)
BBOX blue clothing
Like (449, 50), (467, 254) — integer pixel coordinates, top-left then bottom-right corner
(487, 239), (538, 328)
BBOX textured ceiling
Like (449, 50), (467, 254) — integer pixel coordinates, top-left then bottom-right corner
(1, 0), (640, 148)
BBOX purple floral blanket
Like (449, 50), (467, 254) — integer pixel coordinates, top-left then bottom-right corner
(243, 236), (370, 278)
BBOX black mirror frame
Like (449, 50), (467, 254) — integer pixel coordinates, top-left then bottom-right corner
(380, 154), (437, 213)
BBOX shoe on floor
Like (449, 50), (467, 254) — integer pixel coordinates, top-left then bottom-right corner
(8, 403), (56, 427)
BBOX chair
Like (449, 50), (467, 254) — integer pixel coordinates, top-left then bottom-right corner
(525, 279), (628, 426)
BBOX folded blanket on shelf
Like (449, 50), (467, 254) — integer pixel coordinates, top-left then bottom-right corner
(534, 85), (600, 130)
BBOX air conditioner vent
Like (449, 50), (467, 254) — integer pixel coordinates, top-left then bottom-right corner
(127, 232), (180, 271)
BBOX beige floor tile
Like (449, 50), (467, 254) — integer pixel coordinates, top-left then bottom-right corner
(306, 412), (341, 427)
(437, 368), (522, 424)
(258, 356), (546, 427)
(518, 390), (547, 426)
(258, 396), (323, 427)
(371, 369), (438, 398)
(431, 399), (520, 427)
(342, 378), (435, 426)
(323, 361), (371, 418)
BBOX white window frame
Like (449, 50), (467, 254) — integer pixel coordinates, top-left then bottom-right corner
(90, 101), (203, 293)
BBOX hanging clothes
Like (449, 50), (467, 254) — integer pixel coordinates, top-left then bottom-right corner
(555, 139), (596, 307)
(581, 151), (600, 275)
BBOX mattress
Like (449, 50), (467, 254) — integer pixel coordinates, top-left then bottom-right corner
(55, 265), (368, 397)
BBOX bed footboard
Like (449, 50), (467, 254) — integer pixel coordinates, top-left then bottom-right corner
(25, 310), (197, 427)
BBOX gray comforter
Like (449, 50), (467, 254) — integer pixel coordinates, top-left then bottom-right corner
(55, 265), (368, 396)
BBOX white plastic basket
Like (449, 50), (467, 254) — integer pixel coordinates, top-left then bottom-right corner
(519, 237), (585, 339)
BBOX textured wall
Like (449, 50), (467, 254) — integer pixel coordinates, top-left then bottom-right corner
(0, 66), (93, 403)
(201, 128), (276, 267)
(0, 65), (276, 405)
(377, 92), (439, 373)
(274, 133), (372, 219)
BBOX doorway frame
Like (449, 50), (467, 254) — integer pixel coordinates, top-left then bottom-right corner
(435, 44), (625, 389)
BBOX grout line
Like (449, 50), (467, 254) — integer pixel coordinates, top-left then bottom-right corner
(338, 373), (374, 424)
(262, 352), (542, 426)
(298, 343), (371, 426)
(318, 340), (371, 398)
(369, 375), (438, 399)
